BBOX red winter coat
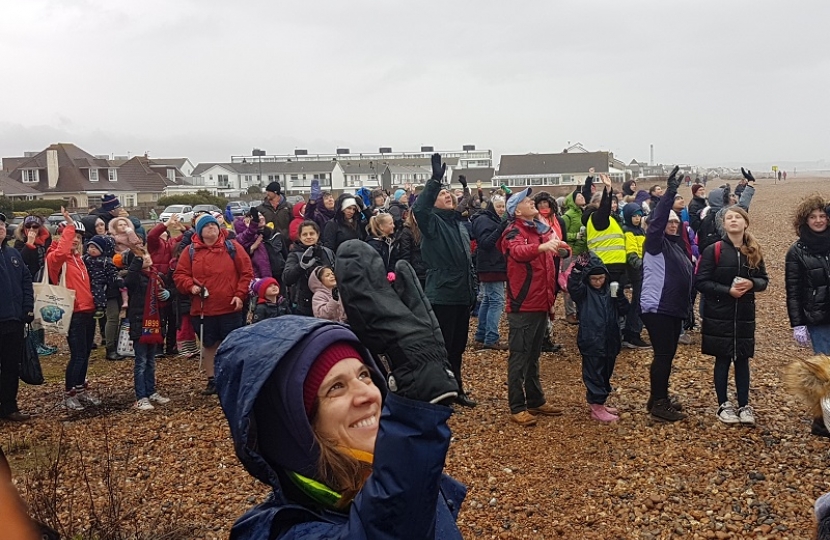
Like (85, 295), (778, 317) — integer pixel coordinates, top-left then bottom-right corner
(46, 224), (95, 313)
(147, 223), (180, 277)
(289, 202), (306, 243)
(499, 219), (557, 313)
(173, 229), (254, 317)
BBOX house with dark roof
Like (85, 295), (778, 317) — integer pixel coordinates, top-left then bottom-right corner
(493, 149), (628, 196)
(1, 143), (190, 209)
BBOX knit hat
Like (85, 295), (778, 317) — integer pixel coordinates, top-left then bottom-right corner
(506, 187), (532, 216)
(266, 181), (282, 195)
(88, 235), (110, 255)
(587, 266), (606, 276)
(23, 215), (43, 227)
(340, 197), (358, 211)
(668, 210), (681, 222)
(691, 183), (703, 196)
(194, 213), (219, 237)
(303, 341), (364, 416)
(256, 277), (279, 303)
(101, 194), (121, 212)
(393, 189), (406, 202)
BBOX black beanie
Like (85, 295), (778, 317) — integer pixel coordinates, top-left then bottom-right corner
(266, 182), (282, 195)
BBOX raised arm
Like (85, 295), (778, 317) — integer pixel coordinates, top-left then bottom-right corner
(644, 166), (680, 255)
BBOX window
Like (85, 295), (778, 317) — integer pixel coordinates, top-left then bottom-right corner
(511, 178), (527, 187)
(218, 174), (229, 187)
(123, 196), (135, 207)
(268, 175), (277, 182)
(166, 169), (175, 181)
(531, 177), (544, 185)
(245, 175), (253, 184)
(109, 168), (118, 182)
(562, 175), (573, 184)
(89, 168), (99, 182)
(22, 169), (39, 183)
(290, 174), (299, 181)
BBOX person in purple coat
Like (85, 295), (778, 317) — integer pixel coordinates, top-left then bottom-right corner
(234, 209), (273, 279)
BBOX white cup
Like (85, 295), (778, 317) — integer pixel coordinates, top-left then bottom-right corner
(610, 281), (619, 297)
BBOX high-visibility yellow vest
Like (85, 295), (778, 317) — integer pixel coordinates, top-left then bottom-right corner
(587, 217), (626, 265)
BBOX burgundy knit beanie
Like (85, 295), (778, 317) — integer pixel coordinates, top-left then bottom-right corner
(303, 341), (364, 416)
(691, 183), (703, 196)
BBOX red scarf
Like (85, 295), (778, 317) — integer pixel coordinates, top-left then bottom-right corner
(140, 268), (165, 345)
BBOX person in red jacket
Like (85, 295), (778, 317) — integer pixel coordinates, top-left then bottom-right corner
(46, 207), (101, 411)
(147, 219), (184, 355)
(289, 200), (306, 243)
(173, 213), (254, 395)
(499, 189), (567, 427)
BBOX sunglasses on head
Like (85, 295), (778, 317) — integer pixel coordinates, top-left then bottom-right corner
(25, 223), (40, 228)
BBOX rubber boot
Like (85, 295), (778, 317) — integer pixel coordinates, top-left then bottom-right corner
(590, 403), (619, 423)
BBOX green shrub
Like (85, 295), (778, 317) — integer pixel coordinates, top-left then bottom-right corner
(9, 199), (65, 212)
(157, 190), (229, 208)
(24, 208), (57, 217)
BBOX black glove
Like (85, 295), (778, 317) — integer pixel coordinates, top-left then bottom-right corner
(250, 206), (259, 223)
(431, 153), (446, 181)
(22, 312), (34, 324)
(335, 240), (459, 405)
(741, 167), (756, 183)
(355, 197), (365, 210)
(666, 165), (681, 191)
(458, 174), (467, 188)
(332, 287), (339, 301)
(299, 246), (319, 270)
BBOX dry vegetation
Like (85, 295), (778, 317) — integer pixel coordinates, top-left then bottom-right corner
(2, 176), (828, 539)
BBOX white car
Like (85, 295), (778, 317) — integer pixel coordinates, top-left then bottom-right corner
(158, 205), (193, 223)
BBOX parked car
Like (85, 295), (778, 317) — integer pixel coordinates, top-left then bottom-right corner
(46, 213), (84, 234)
(158, 205), (193, 223)
(286, 195), (306, 206)
(191, 204), (222, 216)
(5, 216), (26, 241)
(226, 200), (251, 217)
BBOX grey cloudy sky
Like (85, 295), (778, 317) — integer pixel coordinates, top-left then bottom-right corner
(1, 0), (828, 168)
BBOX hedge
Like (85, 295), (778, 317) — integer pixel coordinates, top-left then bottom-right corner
(0, 197), (66, 216)
(156, 190), (231, 208)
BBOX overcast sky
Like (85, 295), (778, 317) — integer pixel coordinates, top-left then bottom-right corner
(1, 0), (828, 168)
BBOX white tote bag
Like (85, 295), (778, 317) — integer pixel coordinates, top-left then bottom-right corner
(33, 263), (76, 336)
(117, 320), (135, 357)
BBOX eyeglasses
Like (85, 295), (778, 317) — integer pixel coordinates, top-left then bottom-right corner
(25, 223), (40, 229)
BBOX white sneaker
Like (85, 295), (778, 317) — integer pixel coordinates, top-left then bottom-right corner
(134, 398), (154, 411)
(77, 391), (101, 407)
(63, 396), (84, 411)
(738, 405), (756, 426)
(717, 401), (740, 424)
(149, 393), (170, 404)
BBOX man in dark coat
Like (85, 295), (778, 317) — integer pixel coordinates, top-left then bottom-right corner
(0, 214), (35, 421)
(258, 182), (292, 240)
(413, 154), (476, 407)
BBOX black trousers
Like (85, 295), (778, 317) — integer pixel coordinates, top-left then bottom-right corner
(432, 304), (471, 394)
(162, 302), (177, 353)
(641, 313), (683, 401)
(0, 322), (24, 416)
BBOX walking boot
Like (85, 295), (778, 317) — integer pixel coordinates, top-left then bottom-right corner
(589, 403), (619, 423)
(650, 398), (687, 422)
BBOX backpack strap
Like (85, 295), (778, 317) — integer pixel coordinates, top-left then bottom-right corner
(189, 239), (236, 261)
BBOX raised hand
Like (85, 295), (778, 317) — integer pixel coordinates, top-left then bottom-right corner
(666, 166), (682, 191)
(458, 174), (467, 188)
(741, 167), (756, 183)
(431, 153), (446, 181)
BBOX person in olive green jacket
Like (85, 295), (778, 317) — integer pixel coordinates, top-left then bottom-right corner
(561, 186), (588, 324)
(413, 154), (477, 408)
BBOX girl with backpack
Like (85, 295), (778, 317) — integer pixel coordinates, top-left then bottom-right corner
(695, 206), (768, 426)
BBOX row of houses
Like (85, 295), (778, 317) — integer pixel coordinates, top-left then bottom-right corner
(0, 141), (674, 210)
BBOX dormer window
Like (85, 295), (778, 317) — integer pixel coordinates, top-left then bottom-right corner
(166, 169), (175, 181)
(108, 168), (117, 182)
(22, 169), (39, 183)
(89, 168), (99, 182)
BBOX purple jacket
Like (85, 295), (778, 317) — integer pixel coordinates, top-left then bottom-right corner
(234, 217), (272, 279)
(304, 198), (336, 231)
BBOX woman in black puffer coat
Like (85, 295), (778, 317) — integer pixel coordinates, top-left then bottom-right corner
(696, 206), (768, 426)
(283, 221), (335, 316)
(785, 195), (830, 351)
(322, 194), (372, 253)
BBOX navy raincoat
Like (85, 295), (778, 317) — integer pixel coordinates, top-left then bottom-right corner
(215, 316), (465, 539)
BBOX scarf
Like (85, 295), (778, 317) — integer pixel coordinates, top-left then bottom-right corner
(799, 225), (830, 255)
(288, 447), (374, 510)
(139, 268), (165, 345)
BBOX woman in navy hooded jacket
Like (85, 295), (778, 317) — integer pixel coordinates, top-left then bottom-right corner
(216, 240), (465, 539)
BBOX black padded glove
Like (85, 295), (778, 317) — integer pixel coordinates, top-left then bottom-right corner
(431, 153), (446, 181)
(250, 206), (259, 223)
(666, 165), (681, 191)
(458, 174), (467, 188)
(741, 167), (756, 183)
(332, 287), (339, 301)
(336, 240), (459, 405)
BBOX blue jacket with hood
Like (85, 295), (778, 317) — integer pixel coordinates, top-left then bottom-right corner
(215, 316), (465, 539)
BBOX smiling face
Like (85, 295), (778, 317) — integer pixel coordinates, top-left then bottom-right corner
(514, 196), (539, 220)
(313, 357), (381, 454)
(723, 209), (747, 235)
(807, 208), (829, 234)
(299, 224), (319, 246)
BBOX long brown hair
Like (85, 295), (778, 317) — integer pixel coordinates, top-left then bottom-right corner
(792, 193), (826, 236)
(723, 207), (763, 269)
(312, 429), (372, 509)
(404, 211), (421, 244)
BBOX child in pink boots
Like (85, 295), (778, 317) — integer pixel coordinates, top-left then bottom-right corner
(567, 253), (629, 423)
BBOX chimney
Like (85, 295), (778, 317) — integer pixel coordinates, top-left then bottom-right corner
(46, 149), (59, 189)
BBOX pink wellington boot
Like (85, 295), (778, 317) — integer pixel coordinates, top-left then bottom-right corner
(590, 403), (619, 423)
(604, 404), (619, 415)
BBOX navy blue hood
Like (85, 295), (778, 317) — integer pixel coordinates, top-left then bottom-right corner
(215, 316), (384, 490)
(622, 202), (644, 230)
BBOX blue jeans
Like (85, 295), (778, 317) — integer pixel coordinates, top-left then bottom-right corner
(133, 342), (157, 399)
(808, 325), (830, 355)
(474, 281), (505, 345)
(66, 312), (95, 391)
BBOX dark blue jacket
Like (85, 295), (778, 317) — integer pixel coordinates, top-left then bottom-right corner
(215, 316), (465, 540)
(470, 206), (507, 275)
(567, 253), (626, 357)
(0, 245), (34, 324)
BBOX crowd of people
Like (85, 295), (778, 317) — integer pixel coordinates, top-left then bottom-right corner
(5, 154), (830, 537)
